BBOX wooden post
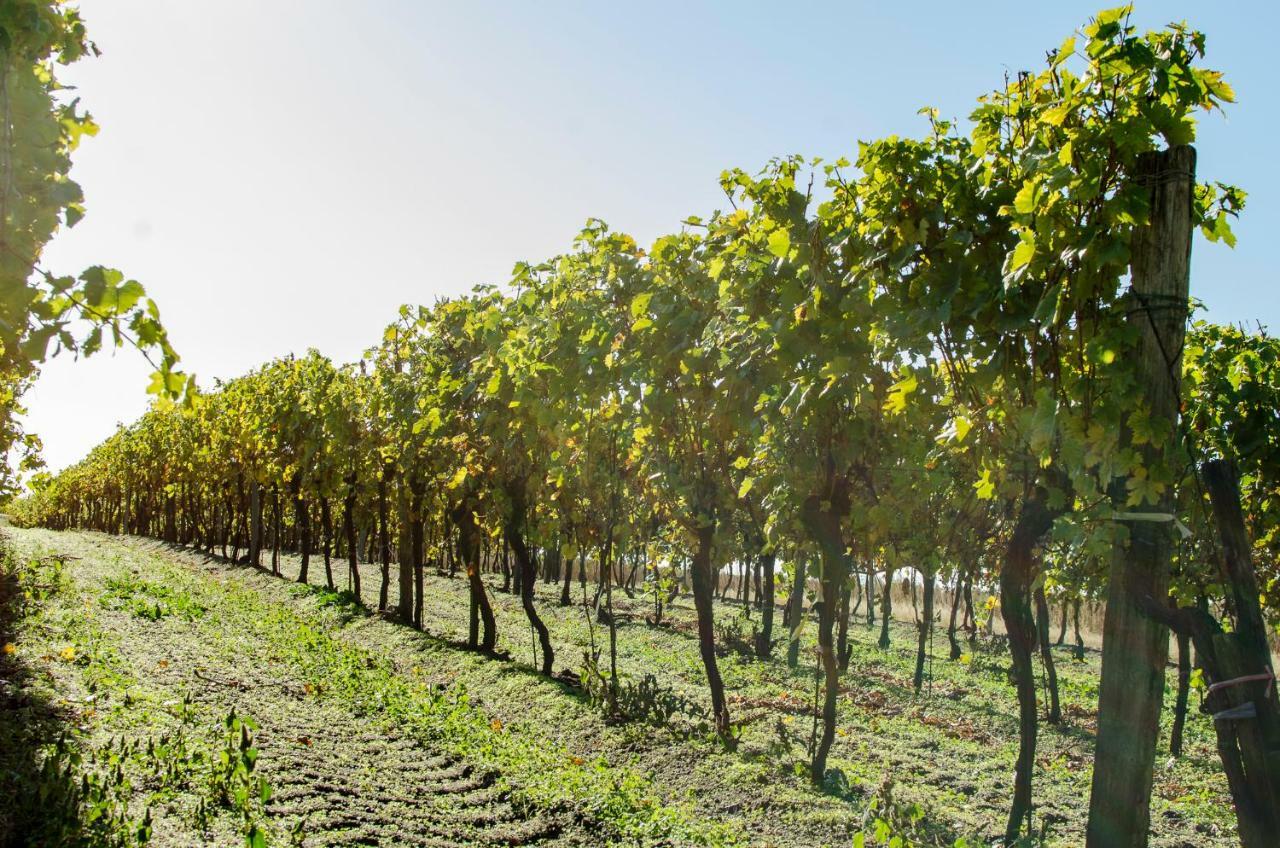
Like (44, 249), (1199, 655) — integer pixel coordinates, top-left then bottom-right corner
(1200, 459), (1280, 848)
(1087, 144), (1195, 848)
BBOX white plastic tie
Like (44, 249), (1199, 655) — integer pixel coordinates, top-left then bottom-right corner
(1111, 511), (1193, 540)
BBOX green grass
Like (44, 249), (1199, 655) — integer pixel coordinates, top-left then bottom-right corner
(350, 567), (1232, 847)
(2, 527), (1237, 847)
(4, 529), (745, 847)
(0, 540), (272, 847)
(319, 557), (1233, 847)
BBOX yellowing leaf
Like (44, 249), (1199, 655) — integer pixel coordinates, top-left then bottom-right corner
(974, 469), (996, 500)
(938, 413), (973, 445)
(884, 373), (918, 415)
(447, 466), (468, 490)
(1010, 239), (1035, 272)
(1013, 180), (1039, 214)
(416, 407), (444, 435)
(59, 645), (76, 662)
(767, 228), (791, 259)
(629, 292), (653, 318)
(1125, 467), (1166, 507)
(737, 477), (755, 499)
(1053, 35), (1076, 65)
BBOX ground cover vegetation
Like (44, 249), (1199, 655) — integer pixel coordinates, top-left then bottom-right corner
(0, 524), (1242, 847)
(4, 3), (1278, 847)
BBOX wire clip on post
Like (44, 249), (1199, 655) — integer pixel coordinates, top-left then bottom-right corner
(1207, 670), (1275, 723)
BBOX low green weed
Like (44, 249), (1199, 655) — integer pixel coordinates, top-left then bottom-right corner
(581, 651), (709, 728)
(24, 735), (155, 848)
(100, 572), (206, 621)
(203, 707), (272, 848)
(855, 778), (988, 848)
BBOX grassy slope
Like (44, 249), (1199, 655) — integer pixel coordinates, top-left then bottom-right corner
(6, 527), (1234, 847)
(343, 556), (1232, 848)
(1, 528), (739, 847)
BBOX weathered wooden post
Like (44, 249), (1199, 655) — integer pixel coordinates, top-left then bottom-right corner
(1087, 144), (1195, 848)
(1199, 459), (1280, 848)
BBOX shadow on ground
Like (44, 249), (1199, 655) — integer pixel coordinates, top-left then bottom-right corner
(0, 546), (83, 848)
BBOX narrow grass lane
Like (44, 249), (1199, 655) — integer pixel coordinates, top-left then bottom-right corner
(1, 528), (740, 847)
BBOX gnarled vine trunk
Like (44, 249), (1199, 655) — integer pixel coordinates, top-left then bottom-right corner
(504, 480), (554, 676)
(801, 488), (850, 784)
(249, 481), (264, 568)
(452, 499), (495, 652)
(397, 474), (413, 622)
(1034, 584), (1060, 724)
(1169, 625), (1190, 758)
(560, 553), (573, 606)
(785, 556), (808, 668)
(291, 473), (310, 584)
(756, 546), (776, 660)
(689, 522), (729, 737)
(1001, 492), (1055, 844)
(947, 571), (964, 661)
(866, 568), (876, 628)
(836, 579), (852, 672)
(878, 563), (893, 649)
(411, 483), (425, 629)
(914, 571), (935, 692)
(343, 477), (360, 598)
(377, 465), (391, 612)
(319, 496), (334, 590)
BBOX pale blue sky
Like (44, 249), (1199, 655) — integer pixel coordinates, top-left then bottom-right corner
(27, 1), (1277, 472)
